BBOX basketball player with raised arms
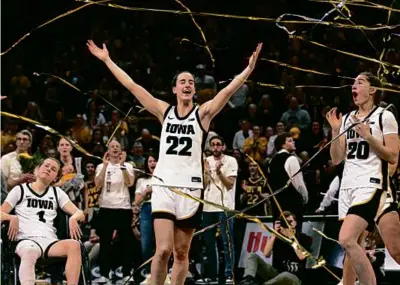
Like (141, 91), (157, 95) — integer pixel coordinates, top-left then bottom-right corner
(1, 158), (85, 285)
(326, 72), (399, 285)
(87, 40), (262, 285)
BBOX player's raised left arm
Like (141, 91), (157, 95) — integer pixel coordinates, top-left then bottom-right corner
(200, 43), (262, 120)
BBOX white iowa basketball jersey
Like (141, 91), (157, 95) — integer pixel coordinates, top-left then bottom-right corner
(340, 106), (398, 190)
(12, 184), (68, 240)
(153, 105), (207, 189)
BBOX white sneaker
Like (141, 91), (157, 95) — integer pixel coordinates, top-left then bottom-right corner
(94, 276), (110, 284)
(140, 275), (151, 285)
(226, 277), (234, 284)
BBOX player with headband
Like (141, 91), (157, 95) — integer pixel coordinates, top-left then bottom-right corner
(87, 40), (262, 285)
(326, 72), (399, 285)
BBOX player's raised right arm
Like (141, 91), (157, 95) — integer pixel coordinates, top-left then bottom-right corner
(87, 40), (168, 122)
(326, 108), (346, 165)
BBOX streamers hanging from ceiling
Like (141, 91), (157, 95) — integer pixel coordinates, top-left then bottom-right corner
(0, 0), (111, 56)
(310, 0), (400, 14)
(77, 0), (400, 31)
(174, 0), (215, 68)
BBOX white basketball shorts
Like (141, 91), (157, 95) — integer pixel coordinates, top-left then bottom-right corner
(151, 185), (203, 228)
(338, 187), (386, 226)
(16, 237), (59, 258)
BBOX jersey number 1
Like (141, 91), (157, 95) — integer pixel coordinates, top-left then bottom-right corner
(166, 136), (192, 156)
(347, 141), (370, 160)
(36, 210), (46, 223)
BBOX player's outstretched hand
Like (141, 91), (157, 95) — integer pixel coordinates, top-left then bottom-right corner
(87, 40), (109, 62)
(69, 216), (82, 240)
(8, 216), (19, 241)
(326, 107), (342, 131)
(248, 43), (263, 71)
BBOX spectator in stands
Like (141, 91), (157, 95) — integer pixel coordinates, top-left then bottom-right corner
(247, 104), (258, 126)
(267, 121), (285, 157)
(108, 110), (129, 150)
(258, 94), (276, 128)
(228, 78), (249, 110)
(3, 141), (17, 155)
(45, 147), (57, 158)
(0, 130), (36, 189)
(57, 138), (75, 168)
(133, 154), (158, 284)
(203, 136), (238, 284)
(135, 128), (160, 155)
(268, 132), (308, 231)
(239, 211), (310, 285)
(243, 125), (268, 163)
(38, 134), (55, 157)
(265, 126), (274, 141)
(22, 101), (44, 122)
(83, 101), (106, 130)
(281, 97), (311, 131)
(71, 114), (91, 145)
(1, 119), (18, 152)
(94, 140), (135, 283)
(129, 141), (146, 170)
(233, 119), (253, 151)
(50, 109), (69, 136)
(194, 64), (217, 104)
(240, 161), (271, 216)
(83, 161), (101, 266)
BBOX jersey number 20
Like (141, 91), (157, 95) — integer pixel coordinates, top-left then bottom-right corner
(347, 141), (370, 160)
(166, 136), (192, 156)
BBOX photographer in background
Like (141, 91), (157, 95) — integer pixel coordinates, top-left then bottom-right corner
(239, 211), (311, 285)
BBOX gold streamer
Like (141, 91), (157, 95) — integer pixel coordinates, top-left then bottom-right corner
(174, 0), (215, 67)
(0, 111), (101, 161)
(245, 154), (338, 277)
(289, 35), (400, 71)
(310, 0), (400, 14)
(180, 38), (209, 49)
(294, 84), (400, 94)
(106, 107), (134, 146)
(328, 0), (378, 52)
(259, 59), (400, 89)
(308, 222), (340, 244)
(260, 58), (354, 80)
(377, 0), (396, 80)
(0, 0), (110, 56)
(80, 0), (400, 31)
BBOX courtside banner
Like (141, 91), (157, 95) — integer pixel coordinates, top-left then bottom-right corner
(238, 221), (325, 268)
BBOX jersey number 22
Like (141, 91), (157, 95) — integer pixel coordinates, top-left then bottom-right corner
(166, 136), (192, 156)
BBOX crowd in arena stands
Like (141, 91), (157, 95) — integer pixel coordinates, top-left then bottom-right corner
(1, 0), (400, 284)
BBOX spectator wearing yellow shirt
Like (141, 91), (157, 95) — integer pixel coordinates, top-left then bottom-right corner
(1, 120), (18, 152)
(243, 125), (268, 163)
(71, 114), (92, 145)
